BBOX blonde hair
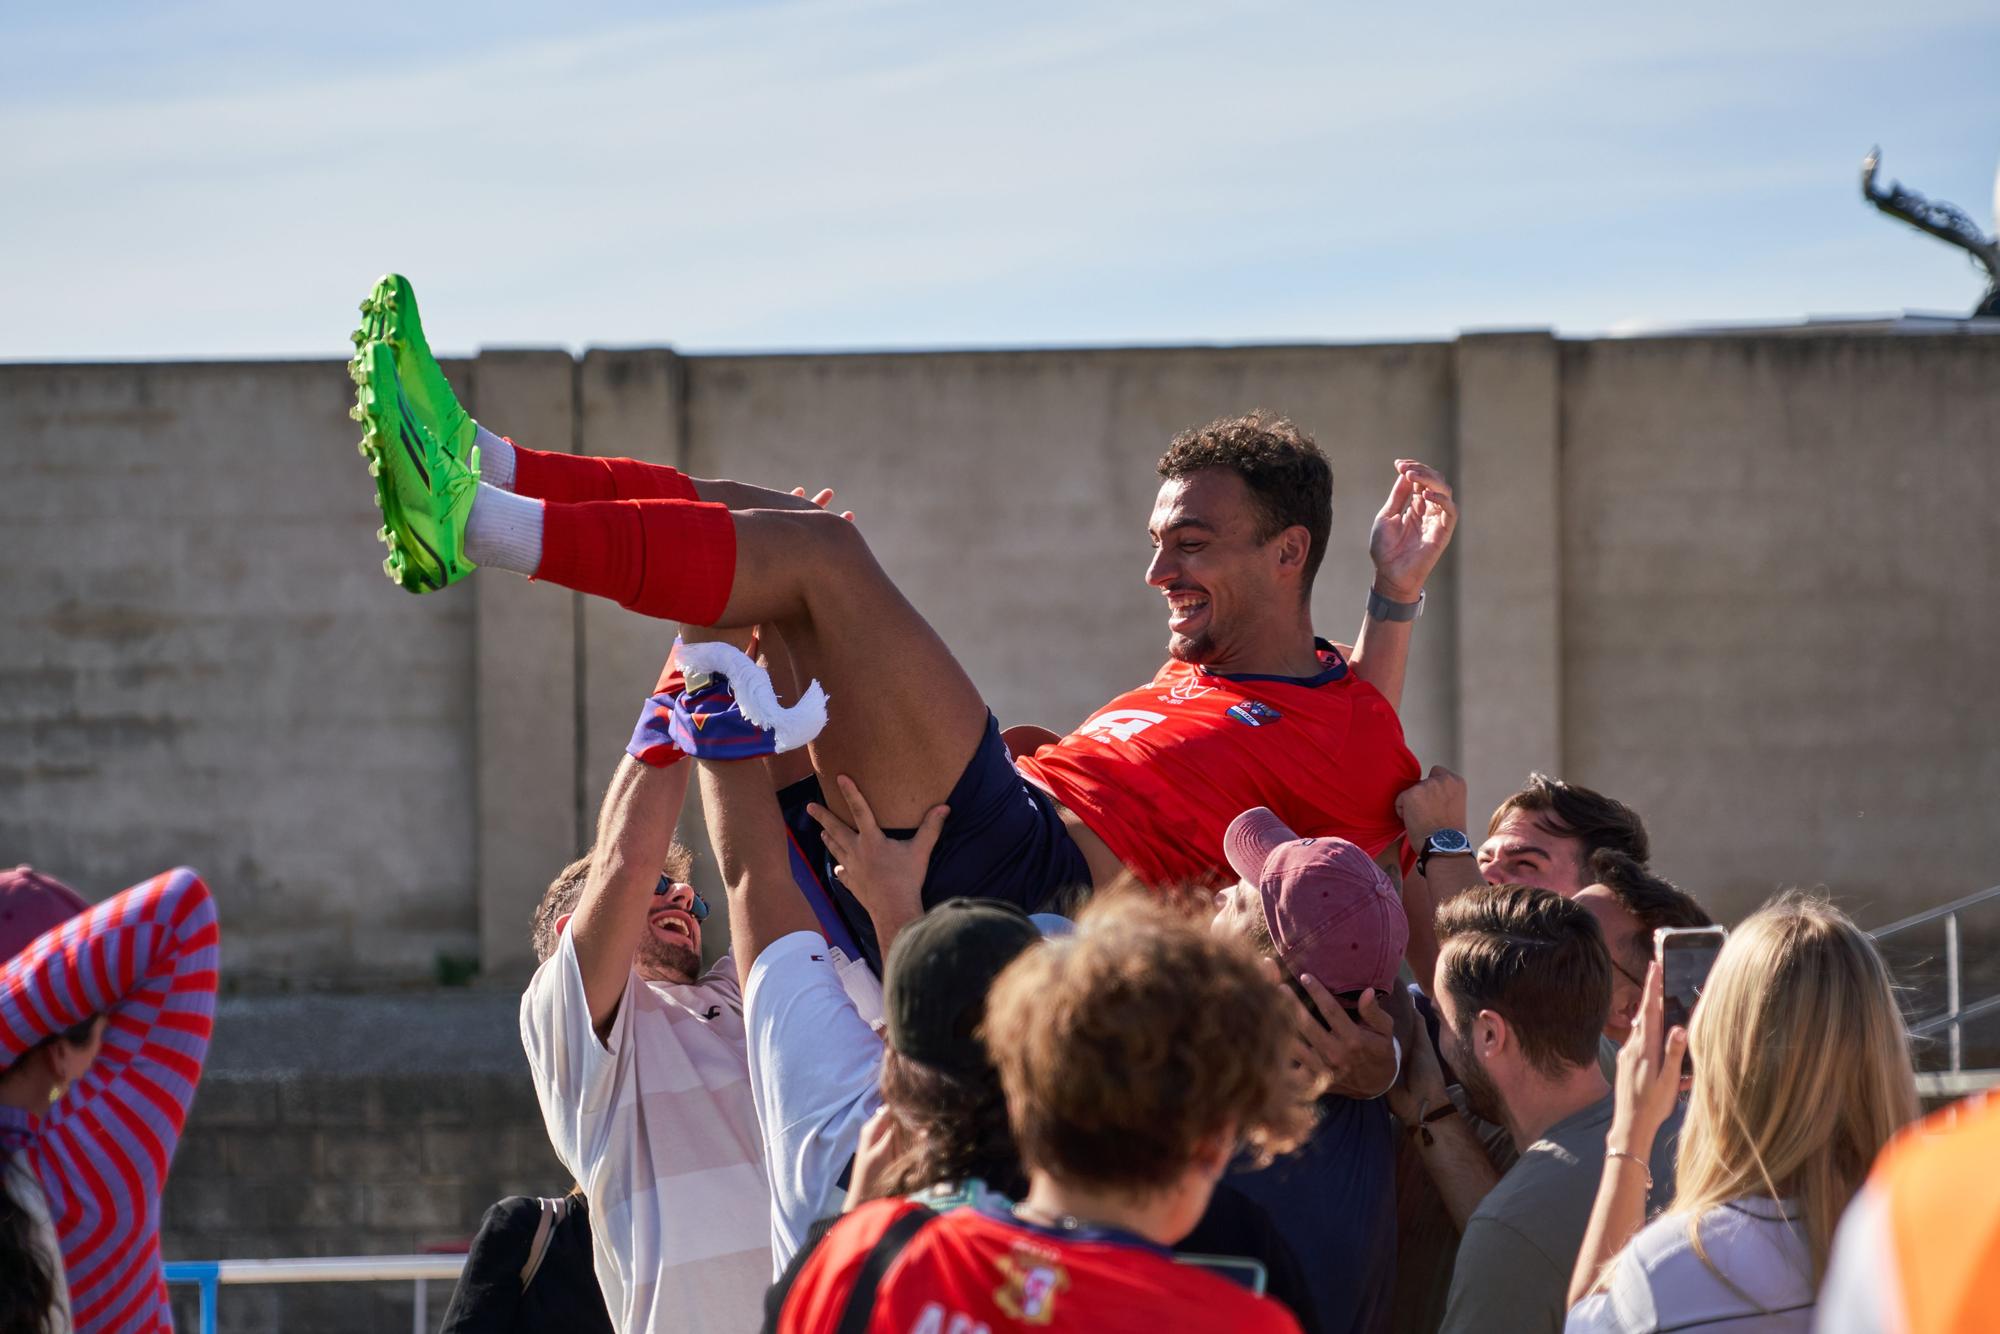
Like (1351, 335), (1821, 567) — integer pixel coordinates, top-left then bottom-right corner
(981, 892), (1317, 1197)
(1674, 891), (1918, 1282)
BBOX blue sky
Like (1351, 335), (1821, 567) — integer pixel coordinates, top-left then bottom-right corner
(4, 0), (1997, 359)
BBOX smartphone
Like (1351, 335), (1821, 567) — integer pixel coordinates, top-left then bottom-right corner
(1175, 1253), (1269, 1295)
(1656, 926), (1728, 1031)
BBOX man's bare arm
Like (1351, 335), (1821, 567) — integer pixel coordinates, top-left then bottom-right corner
(1347, 461), (1457, 711)
(696, 757), (822, 970)
(569, 755), (693, 1039)
(1387, 1004), (1500, 1231)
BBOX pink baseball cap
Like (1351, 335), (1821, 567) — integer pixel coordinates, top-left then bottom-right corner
(1223, 809), (1406, 996)
(0, 865), (90, 963)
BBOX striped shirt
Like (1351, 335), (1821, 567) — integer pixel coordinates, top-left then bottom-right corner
(0, 868), (220, 1334)
(520, 927), (772, 1333)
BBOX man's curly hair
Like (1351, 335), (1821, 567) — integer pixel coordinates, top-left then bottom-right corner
(1157, 411), (1334, 599)
(982, 892), (1317, 1196)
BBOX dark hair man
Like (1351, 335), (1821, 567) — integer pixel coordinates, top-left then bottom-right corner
(1572, 850), (1712, 1049)
(1478, 775), (1650, 898)
(352, 275), (1458, 970)
(772, 896), (1315, 1333)
(1400, 886), (1681, 1334)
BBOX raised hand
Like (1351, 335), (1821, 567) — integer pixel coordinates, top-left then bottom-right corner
(1610, 960), (1689, 1160)
(1283, 971), (1398, 1099)
(806, 774), (947, 952)
(1368, 460), (1458, 601)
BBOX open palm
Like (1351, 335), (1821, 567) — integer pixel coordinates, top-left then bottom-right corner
(1369, 460), (1458, 600)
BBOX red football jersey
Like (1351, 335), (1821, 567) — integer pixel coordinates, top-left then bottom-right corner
(778, 1199), (1303, 1334)
(1014, 645), (1420, 887)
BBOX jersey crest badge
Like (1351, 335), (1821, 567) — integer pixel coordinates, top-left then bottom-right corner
(993, 1248), (1070, 1324)
(1226, 700), (1281, 727)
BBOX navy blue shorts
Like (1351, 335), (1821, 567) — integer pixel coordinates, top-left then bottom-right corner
(776, 713), (1091, 974)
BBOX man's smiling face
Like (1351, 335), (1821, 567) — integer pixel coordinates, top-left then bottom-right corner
(641, 879), (703, 984)
(1145, 468), (1300, 669)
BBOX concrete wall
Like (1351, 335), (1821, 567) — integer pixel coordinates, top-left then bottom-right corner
(4, 329), (1996, 989)
(161, 994), (563, 1334)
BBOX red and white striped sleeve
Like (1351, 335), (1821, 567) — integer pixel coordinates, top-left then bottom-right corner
(0, 867), (220, 1334)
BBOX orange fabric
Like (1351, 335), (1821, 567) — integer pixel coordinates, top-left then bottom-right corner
(1882, 1095), (2000, 1334)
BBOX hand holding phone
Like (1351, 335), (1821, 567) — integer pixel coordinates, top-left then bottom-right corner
(1655, 926), (1727, 1031)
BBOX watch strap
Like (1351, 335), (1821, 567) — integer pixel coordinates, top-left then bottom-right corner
(1367, 587), (1425, 623)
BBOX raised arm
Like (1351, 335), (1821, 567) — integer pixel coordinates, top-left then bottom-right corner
(1, 867), (219, 1138)
(1387, 1007), (1500, 1231)
(1, 867), (219, 1330)
(696, 754), (821, 969)
(1348, 460), (1457, 711)
(569, 755), (692, 1037)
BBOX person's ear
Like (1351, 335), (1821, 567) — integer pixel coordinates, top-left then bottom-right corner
(1188, 1123), (1238, 1182)
(1477, 1009), (1508, 1059)
(1275, 525), (1311, 576)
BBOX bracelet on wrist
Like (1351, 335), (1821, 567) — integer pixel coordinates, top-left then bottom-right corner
(1605, 1148), (1653, 1191)
(1406, 1098), (1457, 1146)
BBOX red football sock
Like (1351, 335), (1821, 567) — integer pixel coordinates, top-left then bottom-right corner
(534, 498), (737, 624)
(510, 444), (699, 504)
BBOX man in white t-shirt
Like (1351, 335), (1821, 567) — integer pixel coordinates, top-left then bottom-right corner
(518, 638), (781, 1333)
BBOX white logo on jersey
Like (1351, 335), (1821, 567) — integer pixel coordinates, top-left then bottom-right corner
(1162, 676), (1218, 704)
(1076, 708), (1167, 744)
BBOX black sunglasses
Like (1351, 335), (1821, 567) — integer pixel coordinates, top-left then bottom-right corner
(654, 874), (710, 923)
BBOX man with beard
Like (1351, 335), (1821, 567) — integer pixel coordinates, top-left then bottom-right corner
(351, 275), (1457, 968)
(1396, 885), (1681, 1334)
(519, 633), (897, 1334)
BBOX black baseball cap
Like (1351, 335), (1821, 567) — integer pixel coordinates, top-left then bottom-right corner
(884, 898), (1042, 1076)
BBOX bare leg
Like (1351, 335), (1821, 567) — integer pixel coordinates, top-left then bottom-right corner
(715, 506), (987, 830)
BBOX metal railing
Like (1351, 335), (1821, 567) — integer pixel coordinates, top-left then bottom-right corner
(1872, 882), (2000, 1073)
(164, 1255), (466, 1334)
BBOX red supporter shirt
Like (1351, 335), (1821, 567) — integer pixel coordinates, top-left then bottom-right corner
(1015, 643), (1421, 887)
(778, 1199), (1303, 1334)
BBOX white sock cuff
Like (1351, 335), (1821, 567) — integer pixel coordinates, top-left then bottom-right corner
(475, 425), (516, 490)
(464, 482), (544, 576)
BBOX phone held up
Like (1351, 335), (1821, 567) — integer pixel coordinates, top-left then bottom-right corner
(1655, 925), (1728, 1033)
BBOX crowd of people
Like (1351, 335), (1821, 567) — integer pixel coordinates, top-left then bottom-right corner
(0, 273), (1991, 1334)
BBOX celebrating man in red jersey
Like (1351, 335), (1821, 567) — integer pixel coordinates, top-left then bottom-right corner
(352, 275), (1457, 964)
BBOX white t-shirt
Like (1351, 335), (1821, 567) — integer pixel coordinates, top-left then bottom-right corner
(1565, 1198), (1816, 1333)
(744, 930), (888, 1269)
(520, 928), (772, 1333)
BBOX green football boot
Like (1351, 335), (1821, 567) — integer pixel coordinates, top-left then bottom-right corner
(350, 338), (480, 592)
(348, 273), (477, 472)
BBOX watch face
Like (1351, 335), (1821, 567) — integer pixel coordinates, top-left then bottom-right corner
(1430, 829), (1472, 855)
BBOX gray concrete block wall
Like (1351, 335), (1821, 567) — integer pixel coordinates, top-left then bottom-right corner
(1557, 333), (2000, 924)
(162, 993), (568, 1334)
(0, 360), (479, 987)
(5, 330), (1997, 990)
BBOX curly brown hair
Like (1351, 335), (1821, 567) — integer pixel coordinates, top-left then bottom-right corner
(982, 892), (1316, 1197)
(1157, 411), (1334, 598)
